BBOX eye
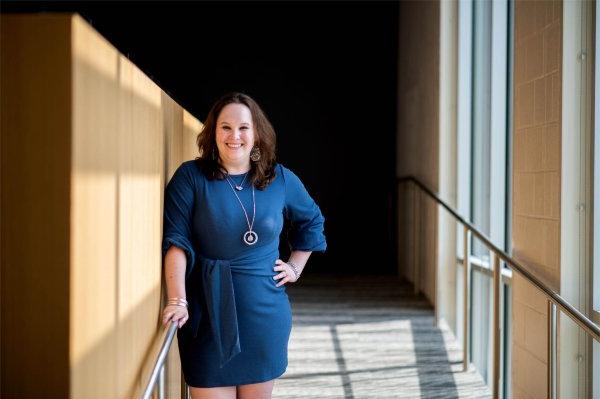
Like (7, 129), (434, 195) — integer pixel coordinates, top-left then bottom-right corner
(241, 126), (248, 130)
(222, 126), (230, 130)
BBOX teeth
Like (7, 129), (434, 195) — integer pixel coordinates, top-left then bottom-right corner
(226, 143), (242, 148)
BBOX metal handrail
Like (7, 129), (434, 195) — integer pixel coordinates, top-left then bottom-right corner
(399, 175), (600, 341)
(141, 321), (181, 399)
(399, 175), (599, 399)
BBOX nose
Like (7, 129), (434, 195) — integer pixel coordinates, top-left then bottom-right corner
(233, 129), (241, 139)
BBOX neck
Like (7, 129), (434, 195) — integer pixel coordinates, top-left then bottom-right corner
(219, 159), (251, 175)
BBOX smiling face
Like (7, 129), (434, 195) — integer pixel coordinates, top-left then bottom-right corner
(215, 103), (256, 171)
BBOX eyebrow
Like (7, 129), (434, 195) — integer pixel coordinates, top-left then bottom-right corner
(220, 122), (250, 126)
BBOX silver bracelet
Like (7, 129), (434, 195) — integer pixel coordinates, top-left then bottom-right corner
(167, 297), (188, 307)
(287, 261), (301, 280)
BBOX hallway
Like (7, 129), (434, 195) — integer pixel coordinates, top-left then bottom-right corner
(4, 3), (599, 396)
(275, 274), (491, 399)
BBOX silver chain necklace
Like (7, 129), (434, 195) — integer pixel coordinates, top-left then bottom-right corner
(231, 172), (248, 191)
(224, 174), (258, 245)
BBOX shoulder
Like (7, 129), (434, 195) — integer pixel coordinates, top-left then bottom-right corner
(169, 159), (205, 187)
(180, 159), (200, 172)
(275, 163), (307, 194)
(179, 159), (206, 179)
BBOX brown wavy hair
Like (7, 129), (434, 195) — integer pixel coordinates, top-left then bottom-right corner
(195, 92), (277, 190)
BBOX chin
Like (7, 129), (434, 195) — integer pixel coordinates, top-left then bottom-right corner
(224, 154), (249, 163)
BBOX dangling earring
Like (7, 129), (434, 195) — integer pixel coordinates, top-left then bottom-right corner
(250, 146), (261, 162)
(211, 147), (217, 160)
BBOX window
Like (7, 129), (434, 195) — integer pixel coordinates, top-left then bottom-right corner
(456, 0), (511, 396)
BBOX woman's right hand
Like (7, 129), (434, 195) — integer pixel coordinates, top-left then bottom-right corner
(162, 304), (189, 328)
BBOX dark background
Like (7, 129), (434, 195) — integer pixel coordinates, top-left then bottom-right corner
(2, 1), (399, 275)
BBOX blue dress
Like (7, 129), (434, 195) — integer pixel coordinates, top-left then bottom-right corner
(161, 160), (327, 387)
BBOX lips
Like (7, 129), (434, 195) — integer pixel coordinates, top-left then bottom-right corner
(226, 143), (243, 148)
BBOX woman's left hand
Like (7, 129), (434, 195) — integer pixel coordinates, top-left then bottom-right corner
(273, 259), (298, 286)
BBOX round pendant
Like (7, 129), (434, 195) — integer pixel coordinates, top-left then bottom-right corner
(243, 231), (258, 245)
(235, 185), (243, 191)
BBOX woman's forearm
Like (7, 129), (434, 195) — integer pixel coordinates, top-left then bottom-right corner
(164, 246), (187, 299)
(288, 250), (312, 275)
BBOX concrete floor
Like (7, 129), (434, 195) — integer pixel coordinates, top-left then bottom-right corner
(273, 273), (492, 399)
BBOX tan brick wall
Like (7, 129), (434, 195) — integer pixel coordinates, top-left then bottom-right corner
(512, 1), (562, 397)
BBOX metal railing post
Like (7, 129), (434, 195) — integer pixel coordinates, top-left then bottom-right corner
(182, 374), (190, 399)
(463, 224), (470, 372)
(492, 252), (500, 398)
(413, 181), (420, 295)
(548, 300), (557, 399)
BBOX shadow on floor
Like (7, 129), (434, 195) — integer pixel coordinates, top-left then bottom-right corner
(273, 273), (486, 399)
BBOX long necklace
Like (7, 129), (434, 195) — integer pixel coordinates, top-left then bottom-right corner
(224, 174), (258, 245)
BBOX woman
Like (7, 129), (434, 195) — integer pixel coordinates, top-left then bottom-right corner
(161, 92), (327, 399)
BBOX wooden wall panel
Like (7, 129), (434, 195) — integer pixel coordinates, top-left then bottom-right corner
(71, 14), (166, 398)
(70, 14), (120, 397)
(160, 88), (203, 399)
(183, 110), (202, 162)
(2, 13), (203, 398)
(115, 53), (164, 398)
(163, 93), (184, 180)
(160, 67), (204, 399)
(397, 0), (440, 303)
(1, 14), (72, 398)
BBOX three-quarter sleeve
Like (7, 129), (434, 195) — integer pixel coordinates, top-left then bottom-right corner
(281, 165), (327, 252)
(162, 162), (196, 279)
